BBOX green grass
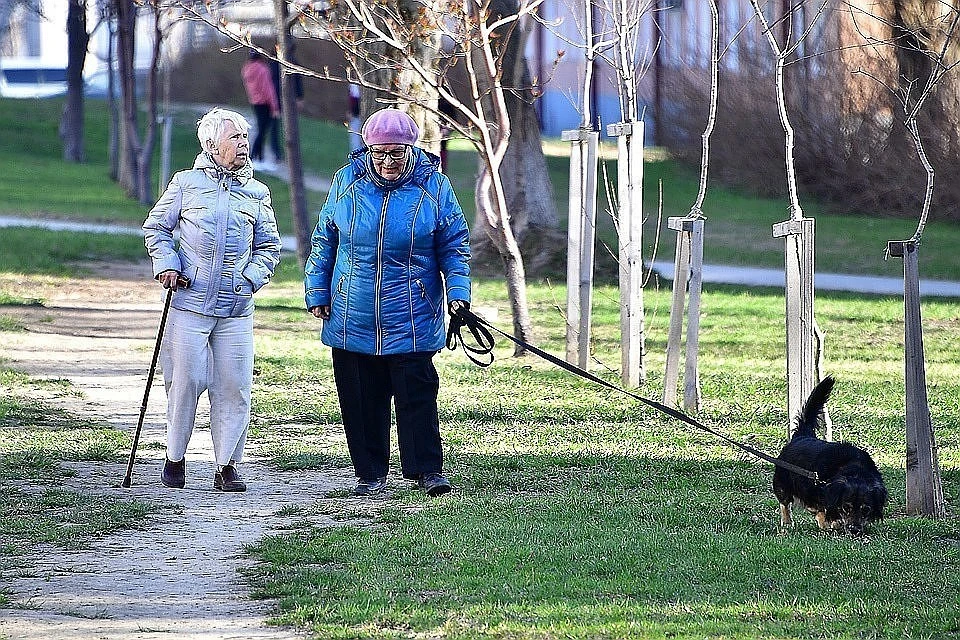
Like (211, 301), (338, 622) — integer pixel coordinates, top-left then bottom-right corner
(0, 227), (145, 275)
(0, 368), (158, 558)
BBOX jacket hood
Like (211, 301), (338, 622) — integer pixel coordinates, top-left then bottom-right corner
(192, 152), (255, 185)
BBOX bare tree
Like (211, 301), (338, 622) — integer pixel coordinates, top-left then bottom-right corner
(115, 0), (138, 197)
(848, 1), (960, 241)
(471, 0), (563, 274)
(745, 0), (831, 425)
(748, 0), (831, 222)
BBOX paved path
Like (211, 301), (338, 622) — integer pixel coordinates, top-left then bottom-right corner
(4, 215), (960, 297)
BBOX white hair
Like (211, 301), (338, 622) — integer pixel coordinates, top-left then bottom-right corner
(196, 108), (250, 151)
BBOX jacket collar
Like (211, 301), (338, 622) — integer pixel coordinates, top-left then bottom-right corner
(347, 146), (441, 189)
(193, 152), (254, 185)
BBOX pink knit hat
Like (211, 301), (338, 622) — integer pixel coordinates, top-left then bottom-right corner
(361, 108), (420, 146)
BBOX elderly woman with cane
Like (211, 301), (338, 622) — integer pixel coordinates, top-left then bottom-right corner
(305, 107), (471, 497)
(143, 107), (281, 492)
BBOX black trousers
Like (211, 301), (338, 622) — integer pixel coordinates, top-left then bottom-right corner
(331, 348), (443, 482)
(250, 103), (280, 161)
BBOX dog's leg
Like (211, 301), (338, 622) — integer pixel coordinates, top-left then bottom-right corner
(815, 511), (829, 530)
(779, 502), (793, 527)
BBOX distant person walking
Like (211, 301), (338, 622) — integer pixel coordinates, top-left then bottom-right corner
(305, 108), (471, 498)
(143, 107), (281, 492)
(241, 50), (281, 169)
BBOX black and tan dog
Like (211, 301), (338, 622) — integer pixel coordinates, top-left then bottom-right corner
(774, 376), (888, 535)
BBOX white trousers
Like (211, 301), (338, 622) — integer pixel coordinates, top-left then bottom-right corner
(159, 307), (254, 466)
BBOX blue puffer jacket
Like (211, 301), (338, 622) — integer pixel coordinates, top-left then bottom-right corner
(143, 153), (282, 318)
(304, 147), (471, 355)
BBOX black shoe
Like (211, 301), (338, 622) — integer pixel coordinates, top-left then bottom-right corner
(214, 464), (246, 492)
(161, 457), (185, 489)
(354, 477), (387, 496)
(418, 472), (451, 497)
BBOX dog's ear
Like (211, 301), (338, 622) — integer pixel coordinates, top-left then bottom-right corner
(824, 478), (850, 512)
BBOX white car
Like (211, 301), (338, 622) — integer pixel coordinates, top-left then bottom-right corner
(0, 59), (68, 98)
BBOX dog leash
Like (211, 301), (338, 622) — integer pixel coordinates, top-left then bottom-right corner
(446, 307), (819, 481)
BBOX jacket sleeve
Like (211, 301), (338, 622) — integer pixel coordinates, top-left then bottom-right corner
(142, 174), (185, 277)
(434, 175), (471, 304)
(304, 173), (342, 310)
(242, 190), (282, 292)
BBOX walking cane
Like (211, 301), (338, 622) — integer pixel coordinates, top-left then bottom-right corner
(121, 277), (188, 488)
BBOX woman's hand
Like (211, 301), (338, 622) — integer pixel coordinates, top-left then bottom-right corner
(159, 270), (185, 290)
(310, 305), (331, 320)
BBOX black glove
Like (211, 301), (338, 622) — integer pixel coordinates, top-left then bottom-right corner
(448, 299), (470, 316)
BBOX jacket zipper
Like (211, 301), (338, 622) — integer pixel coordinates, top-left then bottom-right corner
(374, 192), (389, 354)
(206, 176), (230, 314)
(415, 280), (437, 315)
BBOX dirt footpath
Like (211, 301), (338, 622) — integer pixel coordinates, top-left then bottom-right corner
(0, 262), (335, 640)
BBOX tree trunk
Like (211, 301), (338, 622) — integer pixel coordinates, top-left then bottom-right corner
(470, 0), (562, 276)
(60, 0), (88, 163)
(116, 0), (140, 198)
(275, 0), (312, 267)
(136, 5), (163, 205)
(106, 18), (120, 181)
(477, 162), (534, 353)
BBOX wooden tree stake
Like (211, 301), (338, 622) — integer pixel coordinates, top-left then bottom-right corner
(563, 127), (599, 370)
(608, 121), (645, 387)
(663, 216), (703, 412)
(773, 218), (816, 435)
(887, 240), (945, 518)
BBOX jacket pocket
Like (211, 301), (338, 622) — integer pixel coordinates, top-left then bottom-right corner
(232, 271), (254, 297)
(414, 279), (441, 316)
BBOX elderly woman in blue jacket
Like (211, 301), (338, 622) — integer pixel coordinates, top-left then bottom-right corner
(305, 108), (471, 497)
(143, 107), (281, 493)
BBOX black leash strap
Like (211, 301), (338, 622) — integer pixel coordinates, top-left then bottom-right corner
(447, 308), (818, 481)
(445, 307), (496, 367)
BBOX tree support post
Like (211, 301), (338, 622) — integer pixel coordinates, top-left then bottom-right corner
(662, 217), (703, 412)
(608, 121), (645, 388)
(887, 240), (945, 518)
(563, 127), (599, 370)
(773, 218), (816, 437)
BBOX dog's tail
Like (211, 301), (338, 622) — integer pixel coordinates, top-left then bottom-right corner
(793, 375), (835, 439)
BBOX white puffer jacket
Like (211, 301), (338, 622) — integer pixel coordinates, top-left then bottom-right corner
(143, 153), (281, 318)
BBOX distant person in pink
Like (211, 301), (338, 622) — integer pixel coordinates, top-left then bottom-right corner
(241, 50), (281, 168)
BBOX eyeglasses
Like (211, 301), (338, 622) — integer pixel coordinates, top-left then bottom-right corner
(370, 147), (409, 162)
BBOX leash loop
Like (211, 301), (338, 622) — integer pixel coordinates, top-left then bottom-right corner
(445, 307), (495, 367)
(446, 308), (818, 481)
